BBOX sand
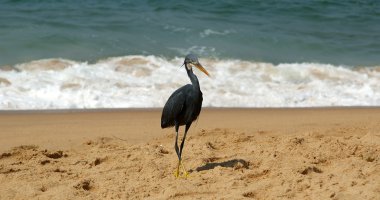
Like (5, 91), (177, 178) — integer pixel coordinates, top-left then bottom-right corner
(0, 108), (379, 199)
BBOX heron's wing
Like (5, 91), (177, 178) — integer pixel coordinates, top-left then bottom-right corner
(161, 85), (190, 128)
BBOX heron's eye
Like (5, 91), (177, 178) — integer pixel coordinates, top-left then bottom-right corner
(186, 63), (193, 70)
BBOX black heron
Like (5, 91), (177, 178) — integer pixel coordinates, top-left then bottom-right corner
(161, 54), (210, 178)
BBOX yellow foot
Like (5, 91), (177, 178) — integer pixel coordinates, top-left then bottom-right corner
(174, 169), (180, 178)
(173, 160), (190, 178)
(180, 161), (190, 178)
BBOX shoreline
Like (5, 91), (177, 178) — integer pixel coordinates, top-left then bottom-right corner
(1, 106), (380, 112)
(1, 107), (379, 152)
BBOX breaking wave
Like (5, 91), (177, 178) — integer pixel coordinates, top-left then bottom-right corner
(0, 55), (379, 109)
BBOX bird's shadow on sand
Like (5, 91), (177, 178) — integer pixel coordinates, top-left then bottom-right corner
(190, 159), (249, 172)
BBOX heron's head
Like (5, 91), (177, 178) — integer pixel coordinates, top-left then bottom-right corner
(184, 54), (210, 77)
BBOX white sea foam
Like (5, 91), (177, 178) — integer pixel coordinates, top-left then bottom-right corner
(199, 29), (235, 38)
(0, 55), (379, 109)
(163, 25), (190, 32)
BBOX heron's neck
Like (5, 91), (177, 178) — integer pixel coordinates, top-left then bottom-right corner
(186, 66), (200, 91)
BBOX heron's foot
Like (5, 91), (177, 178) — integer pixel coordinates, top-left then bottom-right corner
(173, 160), (181, 178)
(180, 161), (190, 178)
(173, 160), (190, 178)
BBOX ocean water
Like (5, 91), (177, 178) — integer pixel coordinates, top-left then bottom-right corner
(0, 0), (379, 109)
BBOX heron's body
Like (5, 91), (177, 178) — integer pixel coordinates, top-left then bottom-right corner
(161, 80), (202, 128)
(161, 54), (209, 178)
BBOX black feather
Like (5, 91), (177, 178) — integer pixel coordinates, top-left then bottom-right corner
(161, 84), (203, 128)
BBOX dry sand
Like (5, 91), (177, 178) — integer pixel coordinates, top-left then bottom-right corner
(0, 108), (379, 199)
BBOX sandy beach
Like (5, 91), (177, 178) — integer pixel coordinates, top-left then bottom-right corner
(0, 108), (379, 199)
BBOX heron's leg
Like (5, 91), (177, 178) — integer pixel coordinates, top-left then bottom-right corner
(178, 123), (191, 177)
(179, 123), (191, 158)
(174, 123), (181, 178)
(174, 123), (180, 160)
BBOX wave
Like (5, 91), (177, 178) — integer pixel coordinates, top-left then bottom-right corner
(199, 29), (235, 38)
(0, 55), (379, 109)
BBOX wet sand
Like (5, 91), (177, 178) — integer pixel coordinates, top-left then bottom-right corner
(0, 108), (379, 199)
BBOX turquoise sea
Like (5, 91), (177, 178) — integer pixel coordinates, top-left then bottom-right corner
(0, 0), (379, 109)
(1, 0), (379, 66)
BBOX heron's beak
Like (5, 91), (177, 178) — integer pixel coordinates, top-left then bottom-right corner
(195, 62), (210, 77)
